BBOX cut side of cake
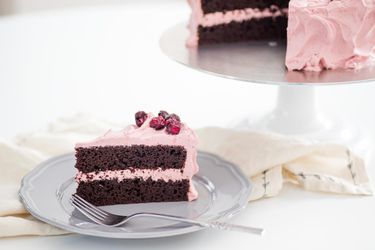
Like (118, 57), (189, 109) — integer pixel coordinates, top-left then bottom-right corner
(187, 0), (289, 46)
(75, 111), (199, 206)
(286, 0), (375, 71)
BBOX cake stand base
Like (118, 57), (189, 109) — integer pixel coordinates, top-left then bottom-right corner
(233, 85), (371, 157)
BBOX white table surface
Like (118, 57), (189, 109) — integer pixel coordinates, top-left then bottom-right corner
(1, 1), (375, 249)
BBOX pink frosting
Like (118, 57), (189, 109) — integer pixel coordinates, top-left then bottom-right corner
(76, 169), (192, 183)
(187, 0), (288, 47)
(75, 113), (199, 201)
(286, 0), (375, 71)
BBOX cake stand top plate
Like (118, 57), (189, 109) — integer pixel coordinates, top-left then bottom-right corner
(160, 23), (375, 86)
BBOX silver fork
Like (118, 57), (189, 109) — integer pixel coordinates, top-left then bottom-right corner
(70, 194), (264, 235)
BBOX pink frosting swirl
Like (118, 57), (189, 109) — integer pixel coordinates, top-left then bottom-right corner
(286, 0), (375, 71)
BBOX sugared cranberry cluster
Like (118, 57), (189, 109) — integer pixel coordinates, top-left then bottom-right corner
(135, 111), (148, 127)
(134, 110), (181, 135)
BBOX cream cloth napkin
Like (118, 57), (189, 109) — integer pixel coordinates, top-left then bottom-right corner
(0, 115), (372, 238)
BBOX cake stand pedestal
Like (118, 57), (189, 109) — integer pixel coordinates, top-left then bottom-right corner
(159, 23), (375, 156)
(237, 86), (321, 134)
(235, 85), (369, 155)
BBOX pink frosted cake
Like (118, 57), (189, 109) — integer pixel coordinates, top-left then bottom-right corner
(75, 111), (199, 206)
(187, 0), (375, 71)
(286, 0), (375, 71)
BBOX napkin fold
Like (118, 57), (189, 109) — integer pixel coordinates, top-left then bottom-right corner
(197, 128), (372, 200)
(0, 115), (372, 238)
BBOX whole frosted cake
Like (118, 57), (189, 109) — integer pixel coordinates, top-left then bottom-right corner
(187, 0), (375, 71)
(75, 111), (199, 206)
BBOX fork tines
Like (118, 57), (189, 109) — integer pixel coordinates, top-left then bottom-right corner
(70, 194), (108, 224)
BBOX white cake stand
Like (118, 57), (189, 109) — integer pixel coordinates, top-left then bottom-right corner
(159, 23), (375, 156)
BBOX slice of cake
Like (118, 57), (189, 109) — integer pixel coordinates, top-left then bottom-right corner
(187, 0), (289, 46)
(286, 0), (375, 71)
(75, 111), (199, 206)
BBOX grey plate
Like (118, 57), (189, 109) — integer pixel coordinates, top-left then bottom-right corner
(19, 151), (251, 239)
(159, 23), (375, 85)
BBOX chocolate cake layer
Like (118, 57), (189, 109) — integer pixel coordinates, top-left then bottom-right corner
(198, 16), (288, 45)
(75, 145), (187, 173)
(201, 0), (290, 14)
(76, 178), (190, 206)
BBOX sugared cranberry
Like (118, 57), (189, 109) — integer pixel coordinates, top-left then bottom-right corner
(149, 116), (166, 130)
(135, 111), (147, 127)
(166, 113), (181, 125)
(166, 120), (181, 135)
(158, 110), (169, 119)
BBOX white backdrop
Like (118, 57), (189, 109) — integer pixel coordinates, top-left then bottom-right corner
(0, 1), (375, 249)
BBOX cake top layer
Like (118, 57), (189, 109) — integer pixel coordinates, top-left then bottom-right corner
(75, 112), (198, 149)
(290, 0), (375, 8)
(290, 0), (332, 7)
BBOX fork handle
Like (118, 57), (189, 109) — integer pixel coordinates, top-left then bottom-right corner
(202, 221), (264, 235)
(133, 213), (264, 235)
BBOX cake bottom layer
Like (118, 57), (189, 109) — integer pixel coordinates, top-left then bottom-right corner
(198, 16), (288, 45)
(76, 178), (190, 206)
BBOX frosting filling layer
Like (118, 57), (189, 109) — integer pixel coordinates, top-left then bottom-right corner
(198, 7), (288, 27)
(76, 168), (191, 183)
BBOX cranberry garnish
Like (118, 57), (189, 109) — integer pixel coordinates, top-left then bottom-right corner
(149, 116), (166, 130)
(166, 120), (181, 135)
(166, 113), (181, 125)
(135, 111), (147, 127)
(158, 110), (169, 119)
